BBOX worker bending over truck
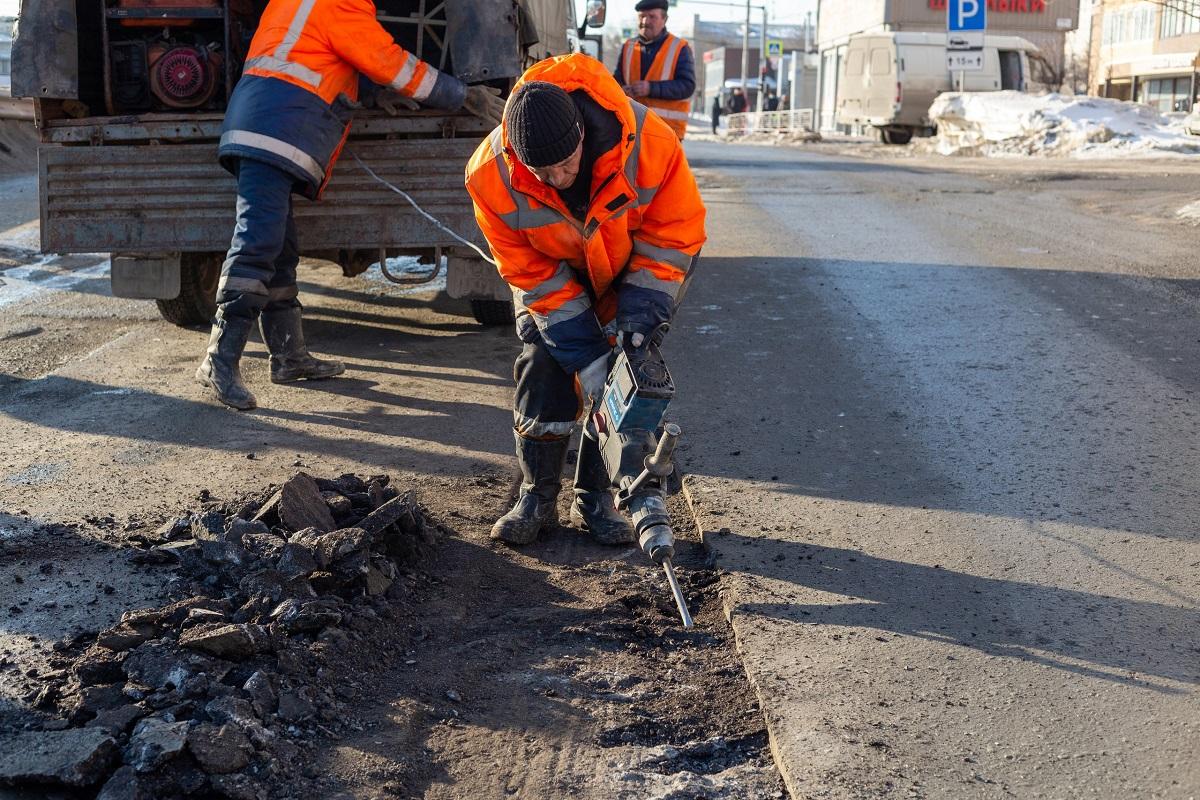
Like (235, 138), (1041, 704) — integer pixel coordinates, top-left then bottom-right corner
(465, 53), (706, 545)
(196, 0), (505, 410)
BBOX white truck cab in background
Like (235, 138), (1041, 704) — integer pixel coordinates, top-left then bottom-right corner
(836, 31), (1040, 144)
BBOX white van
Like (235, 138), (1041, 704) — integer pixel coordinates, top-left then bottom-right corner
(836, 31), (1040, 144)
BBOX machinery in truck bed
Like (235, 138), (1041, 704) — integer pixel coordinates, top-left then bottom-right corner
(13, 0), (605, 326)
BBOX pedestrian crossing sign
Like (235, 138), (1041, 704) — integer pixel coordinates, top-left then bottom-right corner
(767, 40), (783, 57)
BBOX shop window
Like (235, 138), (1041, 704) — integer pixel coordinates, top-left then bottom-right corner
(1139, 76), (1194, 112)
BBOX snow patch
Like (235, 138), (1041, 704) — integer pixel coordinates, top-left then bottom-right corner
(927, 92), (1200, 158)
(1176, 200), (1200, 224)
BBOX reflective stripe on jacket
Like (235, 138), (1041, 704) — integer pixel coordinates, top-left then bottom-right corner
(218, 0), (465, 198)
(465, 54), (706, 374)
(619, 33), (692, 139)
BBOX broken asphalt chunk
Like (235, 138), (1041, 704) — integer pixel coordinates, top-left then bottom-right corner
(179, 623), (271, 661)
(278, 473), (336, 533)
(125, 717), (192, 773)
(0, 727), (119, 787)
(186, 723), (253, 774)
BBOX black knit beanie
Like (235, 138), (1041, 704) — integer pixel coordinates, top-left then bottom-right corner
(505, 81), (583, 168)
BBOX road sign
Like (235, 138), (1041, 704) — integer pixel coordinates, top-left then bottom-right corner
(947, 0), (985, 33)
(766, 39), (783, 57)
(947, 0), (985, 50)
(947, 50), (984, 71)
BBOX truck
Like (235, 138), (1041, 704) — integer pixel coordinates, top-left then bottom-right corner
(12, 0), (605, 327)
(835, 31), (1041, 145)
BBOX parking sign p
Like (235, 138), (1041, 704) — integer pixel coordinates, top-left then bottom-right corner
(949, 0), (985, 32)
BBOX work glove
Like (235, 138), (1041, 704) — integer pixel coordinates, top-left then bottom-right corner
(464, 85), (505, 126)
(616, 331), (645, 350)
(576, 353), (610, 407)
(378, 90), (420, 116)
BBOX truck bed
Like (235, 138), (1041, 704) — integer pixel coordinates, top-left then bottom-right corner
(38, 112), (492, 254)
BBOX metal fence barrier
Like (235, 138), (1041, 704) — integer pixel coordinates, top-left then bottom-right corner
(724, 109), (815, 135)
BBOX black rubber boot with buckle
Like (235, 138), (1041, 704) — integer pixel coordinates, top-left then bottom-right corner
(195, 309), (258, 411)
(259, 302), (345, 383)
(570, 433), (635, 545)
(491, 433), (568, 546)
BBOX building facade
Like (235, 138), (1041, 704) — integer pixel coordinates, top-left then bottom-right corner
(816, 0), (1080, 131)
(0, 18), (12, 95)
(1089, 0), (1200, 111)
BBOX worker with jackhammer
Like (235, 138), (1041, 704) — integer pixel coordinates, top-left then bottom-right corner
(465, 53), (706, 546)
(613, 0), (696, 140)
(196, 0), (505, 410)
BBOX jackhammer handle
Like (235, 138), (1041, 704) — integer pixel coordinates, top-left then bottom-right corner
(646, 423), (681, 476)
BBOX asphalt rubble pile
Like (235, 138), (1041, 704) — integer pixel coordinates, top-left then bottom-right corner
(0, 472), (441, 799)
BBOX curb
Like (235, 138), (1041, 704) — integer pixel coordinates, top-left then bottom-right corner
(680, 474), (799, 800)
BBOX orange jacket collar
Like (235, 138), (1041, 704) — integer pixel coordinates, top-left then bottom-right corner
(499, 55), (638, 226)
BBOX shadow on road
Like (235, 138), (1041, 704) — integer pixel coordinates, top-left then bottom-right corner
(672, 256), (1200, 543)
(708, 532), (1199, 691)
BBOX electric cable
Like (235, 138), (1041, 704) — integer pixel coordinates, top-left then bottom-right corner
(349, 150), (498, 267)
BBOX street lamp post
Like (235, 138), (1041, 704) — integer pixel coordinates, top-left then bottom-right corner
(741, 0), (750, 106)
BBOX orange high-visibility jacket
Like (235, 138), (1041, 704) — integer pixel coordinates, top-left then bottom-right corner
(219, 0), (465, 198)
(465, 54), (706, 374)
(618, 33), (692, 139)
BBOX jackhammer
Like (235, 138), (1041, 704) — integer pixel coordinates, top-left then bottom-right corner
(588, 326), (693, 628)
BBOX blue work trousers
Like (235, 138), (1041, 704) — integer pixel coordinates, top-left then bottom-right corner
(513, 332), (585, 441)
(216, 158), (302, 320)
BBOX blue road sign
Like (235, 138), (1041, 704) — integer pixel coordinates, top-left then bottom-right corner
(947, 0), (986, 33)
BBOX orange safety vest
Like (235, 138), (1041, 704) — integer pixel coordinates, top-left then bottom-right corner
(219, 0), (462, 197)
(243, 0), (443, 106)
(465, 54), (706, 373)
(619, 33), (691, 139)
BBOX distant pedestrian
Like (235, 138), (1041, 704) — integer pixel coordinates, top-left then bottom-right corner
(729, 87), (747, 114)
(765, 90), (779, 112)
(711, 93), (722, 134)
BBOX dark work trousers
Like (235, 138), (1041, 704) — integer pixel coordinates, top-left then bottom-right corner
(513, 333), (585, 441)
(215, 157), (302, 321)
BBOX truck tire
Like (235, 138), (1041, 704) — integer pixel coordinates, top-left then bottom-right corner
(155, 252), (221, 327)
(470, 298), (515, 326)
(888, 127), (913, 145)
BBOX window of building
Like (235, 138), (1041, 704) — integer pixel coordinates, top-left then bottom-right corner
(1102, 2), (1157, 45)
(1139, 76), (1194, 111)
(1160, 0), (1200, 38)
(0, 56), (9, 77)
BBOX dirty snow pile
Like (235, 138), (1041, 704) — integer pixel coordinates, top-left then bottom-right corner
(927, 91), (1200, 158)
(0, 472), (440, 799)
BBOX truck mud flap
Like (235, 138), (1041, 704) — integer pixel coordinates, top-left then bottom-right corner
(38, 138), (485, 254)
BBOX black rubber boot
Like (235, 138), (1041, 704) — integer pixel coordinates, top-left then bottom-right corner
(259, 303), (345, 383)
(195, 310), (257, 411)
(491, 433), (569, 546)
(570, 434), (635, 545)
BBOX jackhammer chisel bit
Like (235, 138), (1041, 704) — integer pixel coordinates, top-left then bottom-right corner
(594, 338), (694, 628)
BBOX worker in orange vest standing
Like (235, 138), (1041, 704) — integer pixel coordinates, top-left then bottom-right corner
(195, 0), (505, 411)
(613, 0), (695, 139)
(465, 54), (706, 546)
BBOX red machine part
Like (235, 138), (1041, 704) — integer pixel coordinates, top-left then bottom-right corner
(148, 45), (219, 108)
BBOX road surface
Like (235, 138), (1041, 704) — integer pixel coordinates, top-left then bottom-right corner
(673, 140), (1200, 798)
(1, 136), (1198, 798)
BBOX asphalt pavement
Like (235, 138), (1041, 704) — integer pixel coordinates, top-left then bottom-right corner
(670, 140), (1200, 798)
